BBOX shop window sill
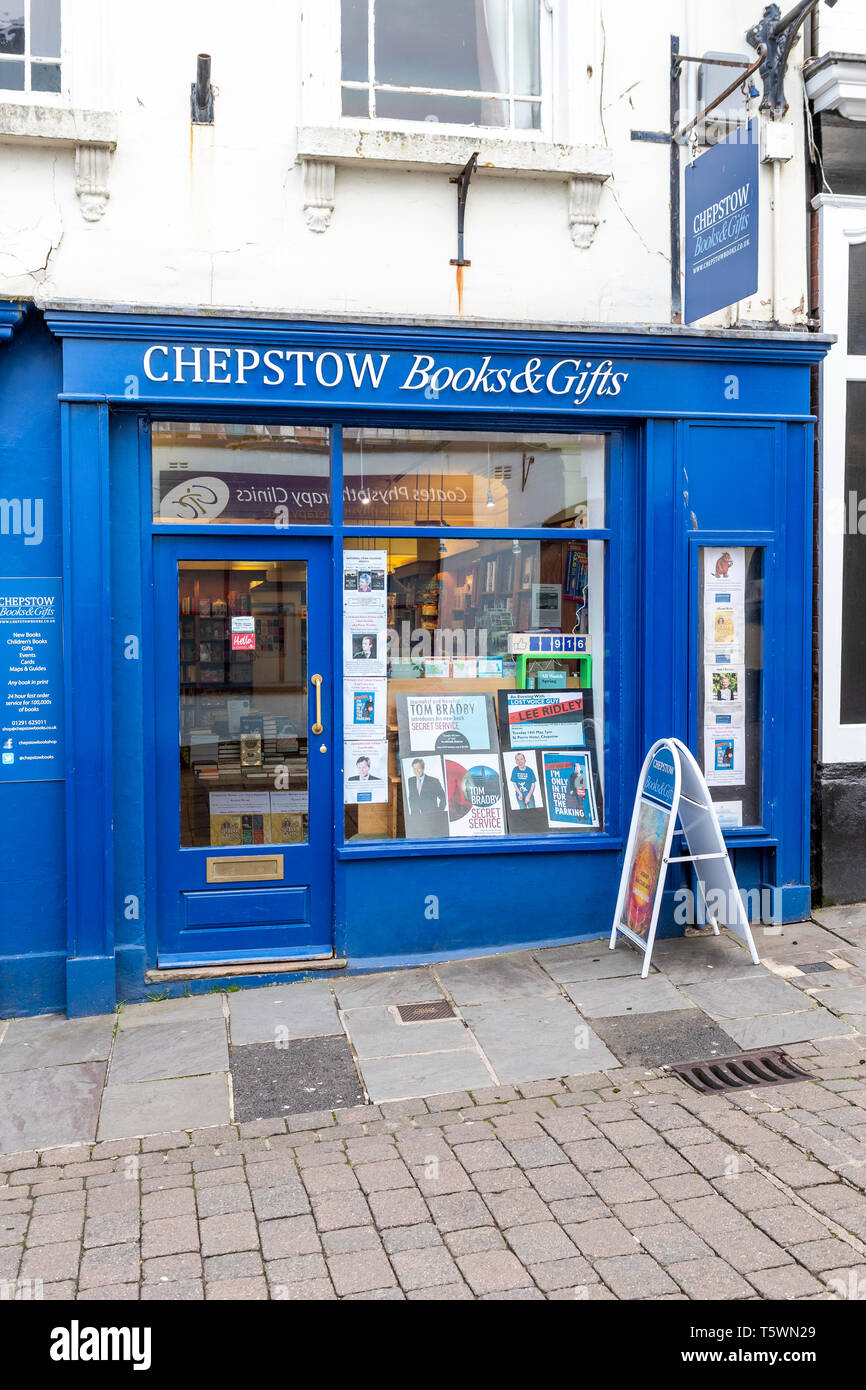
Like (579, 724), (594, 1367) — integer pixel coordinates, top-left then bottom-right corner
(296, 123), (612, 244)
(337, 832), (624, 860)
(0, 102), (118, 223)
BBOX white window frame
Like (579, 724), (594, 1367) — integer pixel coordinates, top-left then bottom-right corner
(815, 193), (866, 763)
(0, 0), (66, 103)
(338, 0), (553, 140)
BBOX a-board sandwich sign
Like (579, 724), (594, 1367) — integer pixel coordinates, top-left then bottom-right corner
(684, 120), (759, 325)
(610, 737), (759, 977)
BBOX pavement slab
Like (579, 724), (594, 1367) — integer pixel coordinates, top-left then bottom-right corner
(0, 1062), (106, 1152)
(461, 995), (620, 1082)
(0, 1015), (115, 1073)
(109, 1017), (228, 1084)
(96, 1073), (231, 1140)
(435, 953), (557, 1004)
(563, 975), (694, 1018)
(332, 968), (445, 1010)
(229, 1036), (364, 1121)
(682, 971), (819, 1020)
(228, 980), (340, 1046)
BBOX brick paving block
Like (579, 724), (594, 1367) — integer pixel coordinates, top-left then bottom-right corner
(0, 1245), (22, 1280)
(501, 1136), (566, 1169)
(666, 1126), (718, 1149)
(345, 1138), (399, 1165)
(747, 1264), (826, 1298)
(327, 1247), (397, 1296)
(596, 1118), (660, 1149)
(301, 1164), (360, 1197)
(589, 1169), (656, 1206)
(568, 1216), (641, 1262)
(480, 1287), (546, 1300)
(484, 1188), (551, 1229)
(467, 1166), (529, 1195)
(529, 1255), (597, 1292)
(548, 1283), (617, 1300)
(140, 1175), (193, 1196)
(10, 1166), (63, 1186)
(142, 1252), (201, 1282)
(195, 1184), (253, 1219)
(137, 1185), (192, 1223)
(625, 1145), (692, 1181)
(76, 1235), (141, 1285)
(517, 1080), (566, 1098)
(206, 1276), (268, 1299)
(140, 1131), (191, 1152)
(195, 1165), (245, 1189)
(41, 1145), (90, 1169)
(259, 1215), (321, 1260)
(190, 1152), (244, 1174)
(406, 1282), (473, 1300)
(368, 1187), (429, 1229)
(541, 1112), (602, 1144)
(526, 1164), (593, 1202)
(651, 1173), (714, 1203)
(78, 1284), (140, 1300)
(593, 1253), (678, 1298)
(774, 1160), (841, 1189)
(310, 1192), (372, 1232)
(505, 1221), (579, 1265)
(450, 1139), (512, 1173)
(427, 1091), (472, 1111)
(748, 1205), (830, 1246)
(444, 1227), (507, 1257)
(343, 1287), (406, 1300)
(20, 1241), (80, 1282)
(456, 1249), (533, 1295)
(141, 1214), (199, 1259)
(265, 1253), (329, 1286)
(140, 1280), (203, 1301)
(379, 1098), (429, 1119)
(0, 1211), (28, 1246)
(612, 1199), (674, 1231)
(39, 1281), (78, 1300)
(412, 1160), (475, 1197)
(0, 1151), (39, 1172)
(788, 1239), (865, 1273)
(678, 1142), (755, 1180)
(83, 1185), (145, 1220)
(382, 1224), (444, 1254)
(204, 1250), (263, 1281)
(251, 1186), (310, 1222)
(394, 1130), (453, 1164)
(83, 1211), (140, 1248)
(564, 1139), (629, 1172)
(321, 1227), (382, 1256)
(711, 1172), (791, 1214)
(245, 1160), (301, 1190)
(428, 1192), (493, 1232)
(819, 1264), (866, 1297)
(199, 1211), (258, 1258)
(353, 1159), (414, 1194)
(294, 1142), (347, 1169)
(285, 1109), (336, 1132)
(237, 1119), (287, 1139)
(549, 1196), (608, 1225)
(390, 1245), (462, 1291)
(32, 1191), (85, 1215)
(490, 1118), (547, 1142)
(633, 1220), (712, 1265)
(471, 1086), (519, 1106)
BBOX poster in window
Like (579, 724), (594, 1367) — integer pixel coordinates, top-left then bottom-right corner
(397, 692), (498, 755)
(343, 614), (387, 676)
(542, 751), (598, 829)
(498, 691), (587, 750)
(704, 725), (745, 786)
(703, 546), (745, 598)
(502, 749), (542, 812)
(343, 677), (386, 739)
(444, 754), (506, 838)
(704, 666), (745, 724)
(344, 739), (389, 805)
(401, 753), (449, 839)
(531, 583), (562, 629)
(343, 550), (388, 614)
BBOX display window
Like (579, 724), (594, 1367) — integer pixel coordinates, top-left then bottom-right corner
(342, 534), (607, 843)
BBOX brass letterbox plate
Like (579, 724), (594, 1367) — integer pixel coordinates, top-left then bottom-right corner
(206, 854), (284, 884)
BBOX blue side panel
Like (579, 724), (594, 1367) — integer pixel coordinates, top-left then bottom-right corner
(0, 312), (66, 1016)
(339, 850), (622, 970)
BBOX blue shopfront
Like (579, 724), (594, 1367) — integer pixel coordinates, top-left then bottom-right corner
(0, 308), (828, 1017)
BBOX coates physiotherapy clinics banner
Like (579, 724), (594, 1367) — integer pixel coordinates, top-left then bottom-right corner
(684, 121), (759, 325)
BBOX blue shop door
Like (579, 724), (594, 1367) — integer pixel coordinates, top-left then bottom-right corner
(153, 537), (333, 966)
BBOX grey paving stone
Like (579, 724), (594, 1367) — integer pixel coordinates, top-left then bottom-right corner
(23, 1210), (83, 1246)
(462, 996), (620, 1084)
(564, 1137), (629, 1172)
(681, 973), (817, 1021)
(746, 1264), (825, 1298)
(444, 1227), (507, 1256)
(534, 942), (645, 983)
(589, 1168), (657, 1206)
(20, 1241), (81, 1282)
(501, 1136), (566, 1168)
(788, 1239), (865, 1273)
(230, 1035), (364, 1123)
(109, 1018), (228, 1085)
(485, 1188), (551, 1228)
(612, 1199), (675, 1230)
(310, 1192), (373, 1232)
(259, 1215), (321, 1259)
(592, 1252), (678, 1297)
(204, 1250), (264, 1280)
(748, 1205), (830, 1245)
(327, 1247), (397, 1295)
(367, 1187), (429, 1228)
(568, 1217), (638, 1258)
(141, 1214), (199, 1259)
(382, 1224), (444, 1254)
(333, 969), (445, 1010)
(0, 1062), (105, 1153)
(625, 1145), (693, 1181)
(526, 1164), (594, 1201)
(141, 1187), (195, 1221)
(78, 1242), (141, 1288)
(428, 1192), (493, 1232)
(564, 976), (694, 1019)
(648, 936), (757, 985)
(321, 1226), (382, 1255)
(97, 1074), (230, 1141)
(358, 1050), (492, 1104)
(529, 1255), (598, 1291)
(343, 1005), (471, 1060)
(435, 954), (557, 1004)
(450, 1138), (512, 1172)
(250, 1185), (311, 1221)
(142, 1252), (201, 1282)
(724, 1010), (855, 1049)
(390, 1245), (462, 1290)
(268, 1274), (335, 1300)
(0, 1015), (115, 1073)
(469, 1166), (530, 1195)
(195, 1184), (252, 1219)
(228, 980), (340, 1046)
(83, 1210), (140, 1248)
(456, 1249), (532, 1294)
(118, 996), (225, 1030)
(206, 1276), (268, 1299)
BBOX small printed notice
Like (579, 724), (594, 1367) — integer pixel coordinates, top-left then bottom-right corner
(704, 666), (745, 726)
(344, 739), (388, 804)
(343, 677), (386, 739)
(343, 550), (388, 613)
(704, 725), (745, 786)
(704, 547), (745, 597)
(0, 579), (65, 782)
(343, 614), (387, 676)
(704, 600), (744, 660)
(713, 799), (743, 828)
(498, 691), (586, 751)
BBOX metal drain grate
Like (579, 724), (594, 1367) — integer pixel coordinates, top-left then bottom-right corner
(397, 1001), (456, 1023)
(672, 1048), (811, 1094)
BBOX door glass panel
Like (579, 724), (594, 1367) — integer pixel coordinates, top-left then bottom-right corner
(178, 561), (308, 847)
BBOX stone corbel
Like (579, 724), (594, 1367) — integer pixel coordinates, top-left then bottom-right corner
(74, 143), (111, 222)
(301, 157), (336, 232)
(568, 174), (607, 249)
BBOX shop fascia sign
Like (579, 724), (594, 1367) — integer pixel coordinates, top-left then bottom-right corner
(142, 344), (630, 408)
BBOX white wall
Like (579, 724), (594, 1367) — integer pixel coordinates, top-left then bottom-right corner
(0, 0), (811, 327)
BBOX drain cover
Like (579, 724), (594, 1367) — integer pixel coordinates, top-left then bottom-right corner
(397, 1001), (455, 1023)
(672, 1048), (811, 1094)
(797, 962), (836, 974)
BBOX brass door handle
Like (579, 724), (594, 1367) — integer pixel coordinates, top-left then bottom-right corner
(311, 674), (323, 735)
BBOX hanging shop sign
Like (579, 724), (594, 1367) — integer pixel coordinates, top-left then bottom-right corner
(684, 121), (759, 325)
(0, 579), (65, 783)
(610, 737), (760, 977)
